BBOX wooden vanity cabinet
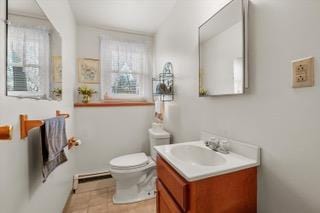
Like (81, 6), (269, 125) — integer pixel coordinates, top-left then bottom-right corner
(157, 180), (182, 213)
(156, 155), (257, 213)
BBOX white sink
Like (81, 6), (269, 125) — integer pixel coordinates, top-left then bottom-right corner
(170, 145), (226, 166)
(154, 132), (260, 182)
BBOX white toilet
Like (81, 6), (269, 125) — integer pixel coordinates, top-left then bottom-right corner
(109, 126), (170, 204)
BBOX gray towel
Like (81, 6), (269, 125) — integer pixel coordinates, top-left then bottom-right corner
(41, 116), (68, 182)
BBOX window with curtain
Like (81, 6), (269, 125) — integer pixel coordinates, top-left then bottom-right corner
(7, 25), (50, 98)
(100, 36), (152, 100)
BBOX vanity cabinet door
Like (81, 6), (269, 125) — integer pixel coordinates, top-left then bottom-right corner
(157, 180), (182, 213)
(157, 156), (188, 211)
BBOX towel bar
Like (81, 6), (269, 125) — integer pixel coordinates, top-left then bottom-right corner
(0, 124), (13, 140)
(20, 110), (70, 139)
(20, 115), (44, 139)
(56, 110), (70, 118)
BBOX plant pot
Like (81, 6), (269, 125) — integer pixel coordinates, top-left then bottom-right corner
(54, 94), (62, 101)
(82, 94), (90, 103)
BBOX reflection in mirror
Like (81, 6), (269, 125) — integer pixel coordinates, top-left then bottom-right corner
(6, 0), (62, 100)
(199, 0), (247, 96)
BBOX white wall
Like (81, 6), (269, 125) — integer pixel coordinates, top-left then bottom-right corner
(74, 106), (154, 173)
(201, 22), (242, 94)
(0, 0), (77, 212)
(155, 0), (320, 212)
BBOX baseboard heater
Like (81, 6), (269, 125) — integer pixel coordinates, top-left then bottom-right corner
(73, 170), (111, 192)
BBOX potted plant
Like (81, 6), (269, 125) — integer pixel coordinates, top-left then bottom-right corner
(199, 87), (208, 96)
(52, 88), (62, 100)
(78, 86), (97, 103)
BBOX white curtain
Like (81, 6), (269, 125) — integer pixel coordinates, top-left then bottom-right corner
(7, 25), (50, 98)
(100, 34), (153, 100)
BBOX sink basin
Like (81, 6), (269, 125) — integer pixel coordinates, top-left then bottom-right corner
(154, 137), (260, 181)
(170, 145), (226, 166)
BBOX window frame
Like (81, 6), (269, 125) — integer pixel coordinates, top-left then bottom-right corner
(100, 37), (152, 101)
(108, 70), (145, 100)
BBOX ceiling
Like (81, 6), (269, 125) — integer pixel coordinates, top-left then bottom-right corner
(8, 0), (46, 18)
(69, 0), (177, 35)
(200, 0), (242, 43)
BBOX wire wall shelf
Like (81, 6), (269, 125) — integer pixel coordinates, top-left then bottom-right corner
(152, 62), (174, 102)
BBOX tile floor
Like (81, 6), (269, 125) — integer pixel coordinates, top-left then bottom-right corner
(64, 178), (156, 213)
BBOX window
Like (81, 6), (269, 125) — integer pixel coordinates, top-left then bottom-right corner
(233, 57), (244, 93)
(7, 25), (50, 98)
(100, 36), (152, 100)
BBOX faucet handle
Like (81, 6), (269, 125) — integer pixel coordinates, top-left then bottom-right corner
(209, 137), (219, 143)
(205, 137), (220, 149)
(218, 139), (230, 154)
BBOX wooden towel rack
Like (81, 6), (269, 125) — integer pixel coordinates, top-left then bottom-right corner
(20, 110), (70, 139)
(0, 122), (13, 140)
(56, 110), (70, 118)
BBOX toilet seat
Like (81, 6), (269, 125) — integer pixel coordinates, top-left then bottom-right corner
(110, 158), (155, 174)
(110, 153), (149, 170)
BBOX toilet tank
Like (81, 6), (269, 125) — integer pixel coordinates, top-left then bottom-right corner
(149, 127), (170, 160)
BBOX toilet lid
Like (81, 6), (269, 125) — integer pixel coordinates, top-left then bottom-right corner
(110, 153), (149, 170)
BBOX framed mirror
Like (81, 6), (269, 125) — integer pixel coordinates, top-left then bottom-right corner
(199, 0), (248, 97)
(6, 0), (62, 100)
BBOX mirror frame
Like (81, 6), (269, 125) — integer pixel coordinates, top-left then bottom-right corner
(5, 0), (8, 96)
(198, 0), (248, 97)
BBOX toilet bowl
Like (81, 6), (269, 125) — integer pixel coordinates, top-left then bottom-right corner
(110, 153), (156, 203)
(110, 126), (170, 204)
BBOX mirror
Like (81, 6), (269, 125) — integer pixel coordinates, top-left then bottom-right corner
(199, 0), (247, 96)
(6, 0), (62, 100)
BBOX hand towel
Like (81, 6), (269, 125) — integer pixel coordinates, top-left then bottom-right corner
(41, 116), (68, 182)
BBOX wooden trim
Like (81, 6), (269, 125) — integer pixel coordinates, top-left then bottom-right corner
(74, 101), (155, 108)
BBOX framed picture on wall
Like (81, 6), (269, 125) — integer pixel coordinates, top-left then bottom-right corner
(52, 56), (62, 83)
(78, 58), (100, 84)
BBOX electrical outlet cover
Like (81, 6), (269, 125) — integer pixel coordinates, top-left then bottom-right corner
(292, 57), (314, 88)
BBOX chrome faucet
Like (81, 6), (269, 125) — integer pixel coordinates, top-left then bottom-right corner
(205, 137), (229, 154)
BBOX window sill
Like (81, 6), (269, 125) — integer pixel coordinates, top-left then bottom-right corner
(74, 101), (155, 108)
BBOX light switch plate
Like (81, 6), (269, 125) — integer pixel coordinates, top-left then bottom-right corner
(292, 57), (314, 88)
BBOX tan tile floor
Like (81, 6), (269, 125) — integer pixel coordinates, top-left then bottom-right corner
(65, 179), (156, 213)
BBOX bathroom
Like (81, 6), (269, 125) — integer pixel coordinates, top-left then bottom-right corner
(0, 0), (320, 212)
